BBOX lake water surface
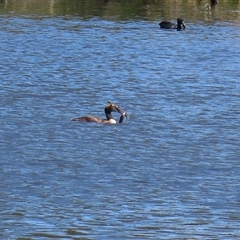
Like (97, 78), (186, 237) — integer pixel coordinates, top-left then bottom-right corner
(1, 1), (240, 239)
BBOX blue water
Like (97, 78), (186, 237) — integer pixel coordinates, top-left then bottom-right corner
(1, 15), (240, 239)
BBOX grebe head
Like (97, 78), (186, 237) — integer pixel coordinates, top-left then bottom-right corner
(105, 102), (129, 123)
(177, 18), (186, 30)
(107, 102), (129, 115)
(105, 102), (120, 113)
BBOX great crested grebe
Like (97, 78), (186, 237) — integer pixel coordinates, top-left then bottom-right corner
(159, 18), (186, 30)
(71, 102), (129, 124)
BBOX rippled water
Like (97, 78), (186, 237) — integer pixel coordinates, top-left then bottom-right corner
(1, 13), (240, 240)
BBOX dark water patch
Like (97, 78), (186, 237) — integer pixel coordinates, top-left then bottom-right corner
(16, 238), (33, 240)
(67, 228), (88, 235)
(31, 232), (71, 238)
(10, 211), (25, 216)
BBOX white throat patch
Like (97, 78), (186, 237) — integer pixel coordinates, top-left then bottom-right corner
(108, 119), (116, 124)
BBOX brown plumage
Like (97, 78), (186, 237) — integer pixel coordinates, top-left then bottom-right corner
(71, 102), (129, 124)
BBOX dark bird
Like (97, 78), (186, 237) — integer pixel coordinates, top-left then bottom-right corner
(71, 102), (129, 124)
(210, 0), (217, 6)
(198, 0), (217, 6)
(159, 18), (186, 30)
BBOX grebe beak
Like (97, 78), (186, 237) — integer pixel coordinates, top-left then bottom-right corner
(115, 104), (129, 120)
(108, 101), (129, 120)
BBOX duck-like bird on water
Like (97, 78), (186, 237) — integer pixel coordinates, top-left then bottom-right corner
(71, 102), (129, 124)
(159, 18), (186, 30)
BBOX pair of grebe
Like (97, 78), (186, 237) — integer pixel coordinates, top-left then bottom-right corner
(71, 102), (129, 124)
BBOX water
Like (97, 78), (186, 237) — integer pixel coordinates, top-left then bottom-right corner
(1, 2), (240, 240)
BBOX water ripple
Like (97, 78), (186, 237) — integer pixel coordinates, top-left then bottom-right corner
(1, 16), (240, 239)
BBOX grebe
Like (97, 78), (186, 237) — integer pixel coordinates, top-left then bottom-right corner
(159, 18), (186, 30)
(71, 102), (129, 124)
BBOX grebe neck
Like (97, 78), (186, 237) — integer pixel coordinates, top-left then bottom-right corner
(105, 112), (113, 120)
